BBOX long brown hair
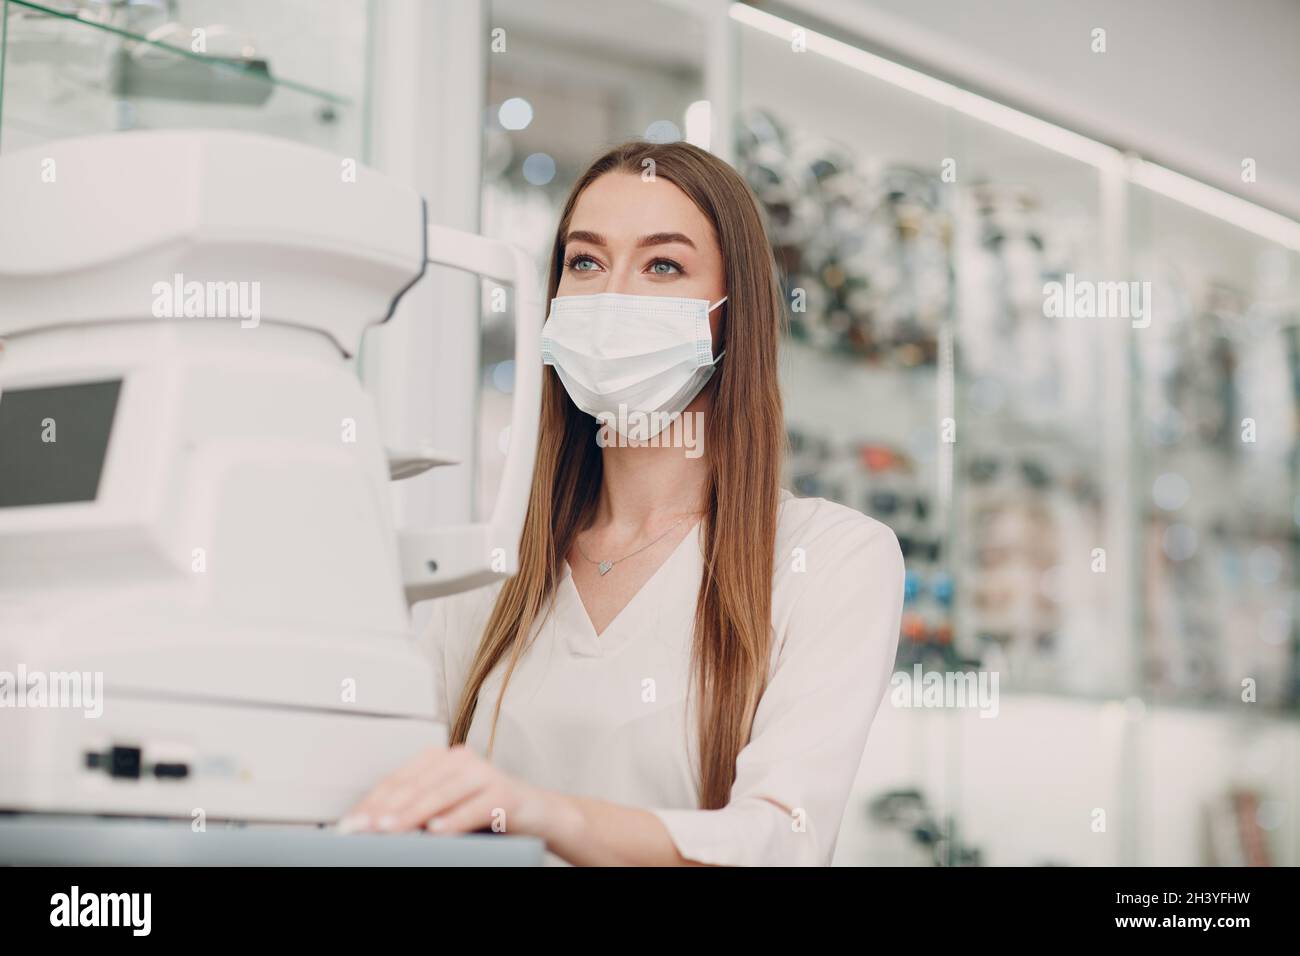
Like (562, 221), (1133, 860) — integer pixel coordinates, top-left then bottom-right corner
(448, 140), (785, 809)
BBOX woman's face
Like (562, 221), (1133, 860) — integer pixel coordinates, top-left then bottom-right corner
(557, 171), (727, 348)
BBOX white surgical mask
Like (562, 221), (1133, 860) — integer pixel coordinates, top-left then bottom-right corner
(541, 291), (727, 439)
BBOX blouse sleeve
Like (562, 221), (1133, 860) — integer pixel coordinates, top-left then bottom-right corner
(648, 516), (905, 866)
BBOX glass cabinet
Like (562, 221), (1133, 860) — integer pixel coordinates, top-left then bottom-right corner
(0, 0), (372, 156)
(1129, 186), (1300, 710)
(727, 6), (1299, 866)
(734, 18), (958, 698)
(734, 16), (1130, 703)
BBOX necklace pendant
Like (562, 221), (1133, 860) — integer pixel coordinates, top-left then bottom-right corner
(598, 560), (614, 576)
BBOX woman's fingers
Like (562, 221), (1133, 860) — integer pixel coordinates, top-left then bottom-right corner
(379, 765), (492, 833)
(341, 746), (488, 833)
(423, 786), (509, 835)
(340, 744), (465, 831)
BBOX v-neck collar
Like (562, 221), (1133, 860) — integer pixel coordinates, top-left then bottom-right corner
(559, 519), (702, 657)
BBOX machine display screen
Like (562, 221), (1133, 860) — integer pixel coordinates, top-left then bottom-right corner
(0, 380), (123, 507)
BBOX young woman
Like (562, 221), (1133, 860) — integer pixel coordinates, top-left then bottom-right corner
(342, 140), (905, 866)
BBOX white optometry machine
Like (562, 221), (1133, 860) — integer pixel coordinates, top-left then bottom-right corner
(0, 131), (541, 827)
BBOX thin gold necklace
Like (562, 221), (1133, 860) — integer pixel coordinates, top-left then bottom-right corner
(575, 513), (700, 576)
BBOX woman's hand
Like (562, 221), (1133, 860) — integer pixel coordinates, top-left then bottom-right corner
(338, 744), (693, 865)
(339, 744), (556, 837)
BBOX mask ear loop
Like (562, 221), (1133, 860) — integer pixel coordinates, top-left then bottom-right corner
(706, 296), (727, 363)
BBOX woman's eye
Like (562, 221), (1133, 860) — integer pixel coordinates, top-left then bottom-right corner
(648, 258), (683, 275)
(566, 254), (600, 272)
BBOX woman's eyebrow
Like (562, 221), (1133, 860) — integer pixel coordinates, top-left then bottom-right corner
(564, 229), (606, 247)
(637, 232), (696, 249)
(564, 230), (697, 250)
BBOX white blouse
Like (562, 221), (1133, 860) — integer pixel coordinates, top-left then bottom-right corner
(417, 489), (905, 866)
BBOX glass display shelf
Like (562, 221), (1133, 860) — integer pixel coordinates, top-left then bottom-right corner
(1129, 183), (1300, 713)
(0, 0), (370, 156)
(943, 109), (1117, 702)
(735, 21), (958, 709)
(734, 13), (1133, 703)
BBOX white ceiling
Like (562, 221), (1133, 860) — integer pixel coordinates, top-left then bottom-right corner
(780, 0), (1300, 219)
